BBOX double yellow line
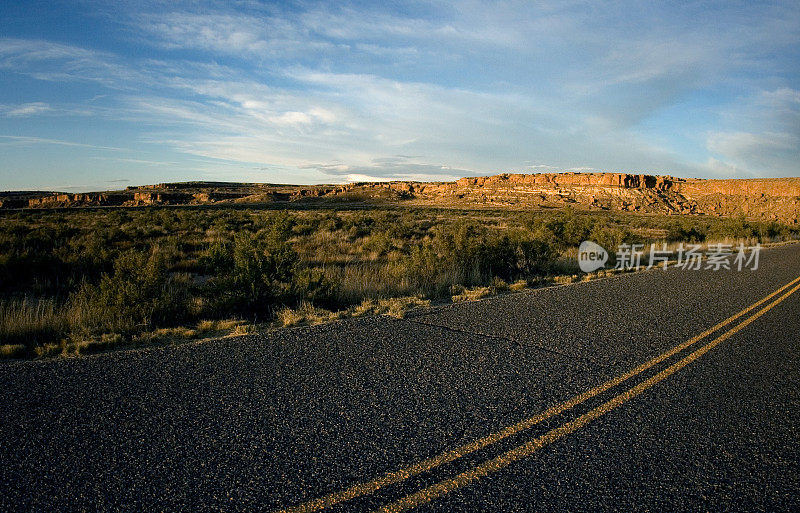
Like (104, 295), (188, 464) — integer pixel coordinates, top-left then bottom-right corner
(279, 274), (800, 513)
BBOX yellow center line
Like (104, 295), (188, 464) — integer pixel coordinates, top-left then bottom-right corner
(277, 274), (800, 513)
(377, 278), (800, 512)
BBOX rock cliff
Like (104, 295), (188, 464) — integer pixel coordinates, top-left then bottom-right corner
(2, 173), (798, 224)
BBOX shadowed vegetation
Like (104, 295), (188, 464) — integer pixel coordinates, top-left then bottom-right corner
(0, 206), (796, 357)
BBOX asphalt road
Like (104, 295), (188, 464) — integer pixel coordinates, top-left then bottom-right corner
(2, 243), (799, 512)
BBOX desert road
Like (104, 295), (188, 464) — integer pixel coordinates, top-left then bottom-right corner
(2, 244), (799, 512)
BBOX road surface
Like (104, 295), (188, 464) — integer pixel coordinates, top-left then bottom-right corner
(2, 243), (799, 512)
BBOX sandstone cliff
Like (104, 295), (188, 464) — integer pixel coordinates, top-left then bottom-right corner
(3, 173), (798, 224)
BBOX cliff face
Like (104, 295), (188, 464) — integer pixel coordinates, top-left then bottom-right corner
(3, 173), (798, 224)
(405, 172), (692, 215)
(410, 173), (800, 223)
(678, 178), (800, 197)
(674, 178), (800, 224)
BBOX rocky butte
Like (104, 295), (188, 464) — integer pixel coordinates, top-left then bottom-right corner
(2, 173), (798, 224)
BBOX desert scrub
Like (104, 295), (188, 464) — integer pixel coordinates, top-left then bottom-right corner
(69, 247), (191, 335)
(403, 222), (554, 297)
(0, 297), (68, 355)
(0, 207), (797, 358)
(199, 227), (328, 317)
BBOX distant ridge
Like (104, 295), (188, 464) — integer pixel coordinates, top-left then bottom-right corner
(3, 172), (798, 224)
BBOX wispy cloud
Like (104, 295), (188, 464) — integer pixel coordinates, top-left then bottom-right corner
(2, 102), (51, 117)
(704, 87), (800, 176)
(138, 12), (302, 55)
(302, 155), (471, 181)
(1, 1), (798, 189)
(0, 38), (94, 63)
(92, 156), (180, 167)
(0, 135), (125, 151)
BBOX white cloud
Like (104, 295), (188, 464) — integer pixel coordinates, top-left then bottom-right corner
(2, 1), (799, 187)
(759, 88), (800, 105)
(703, 157), (753, 178)
(305, 156), (472, 181)
(705, 87), (800, 176)
(341, 174), (393, 183)
(3, 102), (51, 117)
(136, 11), (338, 57)
(0, 38), (143, 88)
(142, 13), (270, 53)
(268, 111), (312, 126)
(0, 135), (124, 151)
(0, 38), (95, 63)
(708, 131), (794, 157)
(91, 156), (179, 167)
(115, 66), (698, 181)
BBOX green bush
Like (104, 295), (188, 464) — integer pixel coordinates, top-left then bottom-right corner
(405, 222), (554, 296)
(589, 223), (636, 252)
(759, 221), (789, 241)
(293, 267), (338, 306)
(232, 232), (296, 300)
(707, 216), (757, 241)
(666, 220), (706, 243)
(70, 248), (190, 335)
(200, 240), (234, 274)
(471, 233), (553, 282)
(528, 208), (597, 249)
(205, 230), (299, 316)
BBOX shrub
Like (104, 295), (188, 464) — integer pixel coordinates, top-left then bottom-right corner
(666, 221), (706, 243)
(403, 223), (554, 297)
(70, 248), (190, 335)
(707, 216), (757, 241)
(760, 221), (788, 241)
(204, 230), (300, 316)
(538, 208), (596, 249)
(590, 223), (637, 253)
(292, 267), (338, 306)
(403, 243), (445, 296)
(200, 240), (234, 274)
(3, 206), (797, 359)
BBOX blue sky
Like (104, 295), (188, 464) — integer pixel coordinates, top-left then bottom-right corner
(1, 0), (798, 191)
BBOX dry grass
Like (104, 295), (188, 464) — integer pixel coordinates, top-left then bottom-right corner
(451, 286), (493, 302)
(553, 274), (580, 284)
(350, 296), (430, 318)
(277, 302), (338, 327)
(230, 323), (257, 336)
(509, 280), (528, 291)
(276, 295), (430, 327)
(324, 262), (419, 304)
(0, 344), (26, 359)
(197, 319), (246, 335)
(135, 326), (199, 344)
(0, 298), (67, 352)
(450, 278), (512, 302)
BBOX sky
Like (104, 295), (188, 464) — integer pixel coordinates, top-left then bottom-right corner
(0, 0), (798, 191)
